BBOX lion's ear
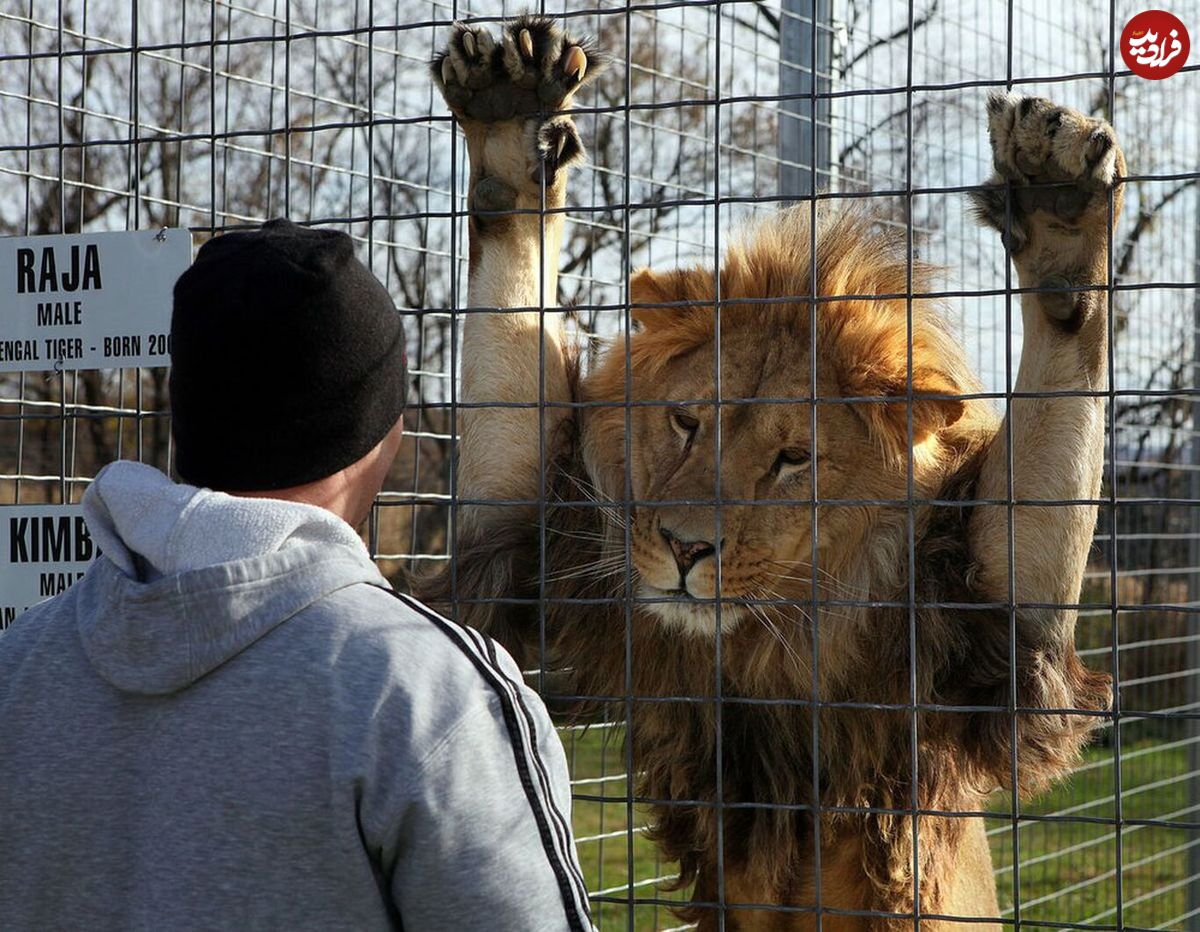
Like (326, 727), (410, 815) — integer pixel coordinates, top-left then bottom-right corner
(630, 266), (714, 330)
(837, 314), (967, 460)
(849, 365), (966, 461)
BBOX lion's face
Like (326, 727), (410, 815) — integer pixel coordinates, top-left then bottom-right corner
(579, 212), (976, 637)
(639, 332), (888, 635)
(588, 318), (908, 637)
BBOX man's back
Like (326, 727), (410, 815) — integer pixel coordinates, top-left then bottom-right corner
(0, 462), (588, 931)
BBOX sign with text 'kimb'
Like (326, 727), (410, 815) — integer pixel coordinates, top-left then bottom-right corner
(0, 228), (193, 373)
(0, 505), (96, 632)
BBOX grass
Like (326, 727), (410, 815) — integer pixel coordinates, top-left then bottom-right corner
(991, 739), (1195, 930)
(561, 726), (1198, 930)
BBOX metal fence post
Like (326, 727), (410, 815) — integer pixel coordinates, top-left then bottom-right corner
(778, 0), (832, 198)
(1189, 181), (1200, 928)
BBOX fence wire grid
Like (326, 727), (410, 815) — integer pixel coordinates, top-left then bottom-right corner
(2, 0), (1199, 929)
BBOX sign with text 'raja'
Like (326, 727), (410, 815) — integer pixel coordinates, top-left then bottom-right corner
(0, 505), (96, 632)
(0, 228), (193, 372)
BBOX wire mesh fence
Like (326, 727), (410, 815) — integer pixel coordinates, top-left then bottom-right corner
(1, 0), (1198, 928)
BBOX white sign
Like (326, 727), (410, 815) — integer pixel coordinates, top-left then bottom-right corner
(0, 228), (193, 373)
(0, 505), (96, 632)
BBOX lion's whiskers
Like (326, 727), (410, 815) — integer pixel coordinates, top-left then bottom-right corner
(561, 471), (628, 530)
(768, 574), (864, 604)
(543, 525), (612, 544)
(544, 554), (626, 584)
(755, 583), (860, 627)
(766, 559), (866, 602)
(745, 595), (810, 680)
(767, 557), (856, 589)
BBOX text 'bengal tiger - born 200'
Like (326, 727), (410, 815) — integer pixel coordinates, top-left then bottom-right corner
(421, 15), (1120, 930)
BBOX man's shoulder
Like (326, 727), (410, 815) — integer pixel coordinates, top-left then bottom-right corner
(314, 583), (465, 646)
(0, 587), (77, 659)
(302, 583), (524, 702)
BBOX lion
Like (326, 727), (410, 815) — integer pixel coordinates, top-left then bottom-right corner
(424, 15), (1120, 931)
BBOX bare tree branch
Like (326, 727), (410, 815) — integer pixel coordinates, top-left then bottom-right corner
(839, 0), (940, 76)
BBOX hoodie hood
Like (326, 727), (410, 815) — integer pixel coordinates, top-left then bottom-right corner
(76, 461), (388, 695)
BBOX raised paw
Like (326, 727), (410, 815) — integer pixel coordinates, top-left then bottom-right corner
(986, 93), (1120, 190)
(971, 93), (1125, 253)
(972, 94), (1126, 334)
(431, 16), (604, 125)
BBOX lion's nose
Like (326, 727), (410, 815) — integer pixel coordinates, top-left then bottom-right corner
(660, 527), (719, 576)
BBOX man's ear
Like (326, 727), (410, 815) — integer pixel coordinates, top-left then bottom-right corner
(630, 266), (714, 329)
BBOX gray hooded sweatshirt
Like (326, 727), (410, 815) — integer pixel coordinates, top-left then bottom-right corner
(0, 461), (589, 932)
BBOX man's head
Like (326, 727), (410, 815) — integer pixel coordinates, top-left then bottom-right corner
(169, 219), (407, 521)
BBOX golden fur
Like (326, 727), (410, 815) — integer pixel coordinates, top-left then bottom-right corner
(427, 20), (1122, 929)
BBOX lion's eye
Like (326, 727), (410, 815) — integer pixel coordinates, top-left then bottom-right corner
(773, 447), (811, 474)
(669, 408), (700, 443)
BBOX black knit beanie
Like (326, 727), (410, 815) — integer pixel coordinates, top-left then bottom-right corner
(169, 219), (407, 491)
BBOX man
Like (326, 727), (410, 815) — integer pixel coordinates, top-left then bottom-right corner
(0, 220), (590, 932)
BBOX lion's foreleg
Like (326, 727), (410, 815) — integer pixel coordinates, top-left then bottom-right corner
(961, 95), (1122, 790)
(432, 19), (599, 536)
(969, 249), (1110, 623)
(457, 120), (574, 534)
(968, 95), (1124, 637)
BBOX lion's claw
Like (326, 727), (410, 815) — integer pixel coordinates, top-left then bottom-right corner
(563, 46), (588, 83)
(440, 23), (495, 91)
(535, 119), (584, 185)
